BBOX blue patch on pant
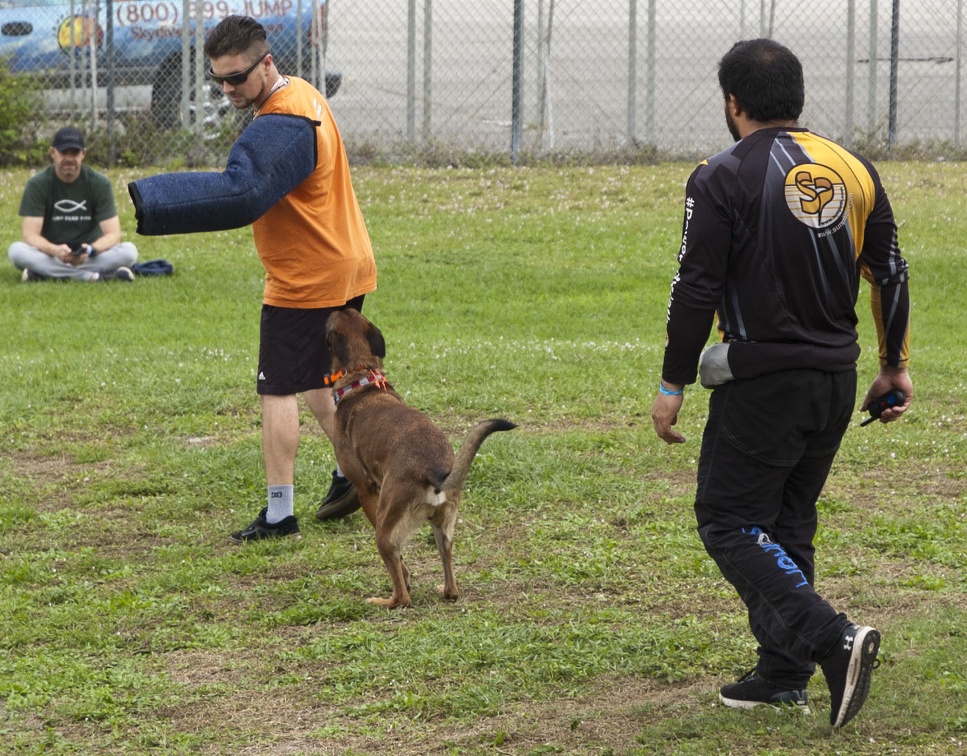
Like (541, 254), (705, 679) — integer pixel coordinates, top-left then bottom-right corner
(744, 526), (810, 588)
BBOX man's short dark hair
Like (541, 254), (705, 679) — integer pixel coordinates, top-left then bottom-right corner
(204, 15), (269, 61)
(718, 38), (804, 122)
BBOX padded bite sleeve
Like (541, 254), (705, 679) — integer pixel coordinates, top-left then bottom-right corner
(128, 114), (318, 236)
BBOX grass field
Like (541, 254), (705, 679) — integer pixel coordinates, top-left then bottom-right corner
(1, 161), (965, 755)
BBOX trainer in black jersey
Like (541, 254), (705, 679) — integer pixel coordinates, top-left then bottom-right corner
(649, 38), (912, 729)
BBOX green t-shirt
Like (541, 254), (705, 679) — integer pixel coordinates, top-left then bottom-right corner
(18, 165), (117, 246)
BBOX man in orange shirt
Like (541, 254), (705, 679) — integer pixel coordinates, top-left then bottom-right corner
(129, 15), (376, 541)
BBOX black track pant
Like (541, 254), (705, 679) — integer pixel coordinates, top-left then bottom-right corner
(694, 369), (857, 688)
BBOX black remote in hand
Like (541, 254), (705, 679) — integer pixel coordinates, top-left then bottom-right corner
(861, 390), (905, 427)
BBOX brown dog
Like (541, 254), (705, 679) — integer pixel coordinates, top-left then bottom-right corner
(325, 309), (515, 608)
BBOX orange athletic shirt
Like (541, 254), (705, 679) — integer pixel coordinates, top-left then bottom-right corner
(252, 77), (377, 308)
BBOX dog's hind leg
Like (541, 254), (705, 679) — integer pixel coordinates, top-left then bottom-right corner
(354, 480), (381, 529)
(365, 487), (419, 609)
(367, 530), (411, 608)
(400, 556), (411, 592)
(430, 498), (460, 601)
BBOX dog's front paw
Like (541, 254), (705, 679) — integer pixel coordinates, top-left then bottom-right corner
(366, 595), (411, 609)
(436, 584), (459, 601)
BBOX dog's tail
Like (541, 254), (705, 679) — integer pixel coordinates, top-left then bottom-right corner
(437, 418), (516, 494)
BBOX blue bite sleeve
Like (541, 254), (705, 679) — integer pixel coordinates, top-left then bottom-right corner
(128, 114), (318, 236)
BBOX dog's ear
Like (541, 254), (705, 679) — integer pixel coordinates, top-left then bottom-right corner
(328, 327), (351, 368)
(366, 322), (386, 359)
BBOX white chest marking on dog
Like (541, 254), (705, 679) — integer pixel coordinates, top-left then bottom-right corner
(426, 488), (448, 507)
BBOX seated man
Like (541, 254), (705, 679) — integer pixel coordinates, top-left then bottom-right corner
(9, 127), (138, 282)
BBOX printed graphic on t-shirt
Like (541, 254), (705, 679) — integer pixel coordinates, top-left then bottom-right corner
(783, 164), (847, 230)
(51, 198), (92, 224)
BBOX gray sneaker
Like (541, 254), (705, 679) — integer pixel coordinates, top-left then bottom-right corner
(102, 266), (136, 282)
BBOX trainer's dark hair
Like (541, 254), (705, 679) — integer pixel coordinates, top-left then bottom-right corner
(204, 15), (269, 61)
(718, 38), (804, 122)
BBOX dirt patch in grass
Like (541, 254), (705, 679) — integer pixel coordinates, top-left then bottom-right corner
(8, 451), (94, 509)
(156, 651), (714, 756)
(150, 584), (962, 755)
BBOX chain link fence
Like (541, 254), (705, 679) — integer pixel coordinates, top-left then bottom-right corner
(2, 0), (966, 165)
(0, 0), (336, 165)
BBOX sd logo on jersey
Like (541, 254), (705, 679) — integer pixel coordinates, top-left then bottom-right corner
(783, 164), (847, 230)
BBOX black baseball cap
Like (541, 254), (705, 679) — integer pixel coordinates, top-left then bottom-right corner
(52, 127), (85, 152)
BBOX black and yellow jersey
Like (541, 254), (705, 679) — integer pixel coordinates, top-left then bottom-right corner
(662, 127), (911, 386)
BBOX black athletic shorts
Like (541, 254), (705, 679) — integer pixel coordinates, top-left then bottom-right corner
(256, 295), (365, 395)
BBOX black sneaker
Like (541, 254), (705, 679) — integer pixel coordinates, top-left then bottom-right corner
(229, 507), (301, 543)
(719, 670), (810, 714)
(821, 624), (880, 728)
(315, 470), (361, 521)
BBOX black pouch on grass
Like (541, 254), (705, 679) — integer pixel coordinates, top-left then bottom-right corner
(131, 259), (174, 276)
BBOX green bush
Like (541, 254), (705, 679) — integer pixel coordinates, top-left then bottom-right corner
(0, 60), (38, 165)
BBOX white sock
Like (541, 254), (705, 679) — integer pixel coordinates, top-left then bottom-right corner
(266, 485), (294, 523)
(335, 464), (346, 479)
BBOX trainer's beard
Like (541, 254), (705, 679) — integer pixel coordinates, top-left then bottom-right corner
(725, 106), (741, 142)
(229, 95), (256, 112)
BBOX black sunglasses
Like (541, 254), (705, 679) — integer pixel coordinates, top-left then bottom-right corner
(206, 51), (269, 86)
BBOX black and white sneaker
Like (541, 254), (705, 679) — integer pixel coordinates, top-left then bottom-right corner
(229, 507), (301, 543)
(821, 624), (880, 728)
(720, 670), (810, 714)
(315, 470), (361, 521)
